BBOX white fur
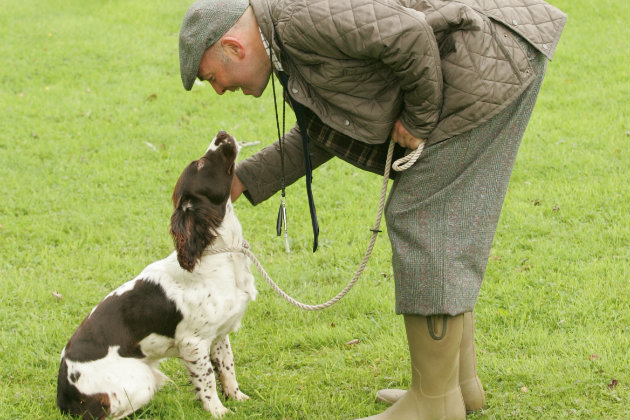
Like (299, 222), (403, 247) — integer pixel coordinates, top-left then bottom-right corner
(206, 134), (220, 153)
(64, 346), (167, 419)
(62, 201), (256, 418)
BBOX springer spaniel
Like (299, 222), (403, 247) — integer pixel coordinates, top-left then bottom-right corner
(57, 131), (257, 419)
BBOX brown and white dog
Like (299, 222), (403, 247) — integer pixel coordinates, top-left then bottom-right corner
(57, 131), (256, 419)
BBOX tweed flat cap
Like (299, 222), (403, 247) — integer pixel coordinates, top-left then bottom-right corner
(179, 0), (249, 90)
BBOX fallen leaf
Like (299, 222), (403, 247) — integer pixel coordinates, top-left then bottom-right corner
(330, 322), (336, 328)
(588, 354), (599, 361)
(518, 258), (531, 271)
(532, 199), (541, 206)
(553, 206), (560, 212)
(608, 378), (618, 389)
(52, 291), (63, 300)
(345, 339), (360, 347)
(145, 93), (158, 102)
(520, 386), (528, 393)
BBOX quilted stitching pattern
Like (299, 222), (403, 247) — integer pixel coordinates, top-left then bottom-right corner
(278, 0), (443, 141)
(457, 0), (567, 58)
(251, 0), (566, 145)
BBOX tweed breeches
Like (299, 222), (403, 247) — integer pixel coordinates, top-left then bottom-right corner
(385, 47), (548, 316)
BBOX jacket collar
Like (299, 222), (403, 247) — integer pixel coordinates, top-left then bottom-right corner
(250, 0), (283, 64)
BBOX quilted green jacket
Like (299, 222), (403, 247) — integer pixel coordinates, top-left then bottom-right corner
(251, 0), (565, 145)
(237, 0), (566, 204)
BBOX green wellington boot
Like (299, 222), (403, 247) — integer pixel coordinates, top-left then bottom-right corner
(356, 314), (466, 420)
(458, 312), (486, 411)
(375, 312), (486, 413)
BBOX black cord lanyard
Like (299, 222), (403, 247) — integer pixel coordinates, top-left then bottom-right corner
(269, 29), (319, 253)
(269, 35), (290, 253)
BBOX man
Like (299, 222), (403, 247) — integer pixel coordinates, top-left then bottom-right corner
(179, 1), (566, 418)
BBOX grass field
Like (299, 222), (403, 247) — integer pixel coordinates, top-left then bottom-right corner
(1, 0), (628, 419)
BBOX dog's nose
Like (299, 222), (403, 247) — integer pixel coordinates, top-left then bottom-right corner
(214, 131), (229, 147)
(206, 131), (236, 154)
(218, 131), (237, 148)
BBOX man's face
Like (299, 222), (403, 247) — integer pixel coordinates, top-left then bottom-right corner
(197, 43), (270, 98)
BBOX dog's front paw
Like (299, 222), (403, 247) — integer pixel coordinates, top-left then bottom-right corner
(230, 390), (249, 401)
(223, 384), (249, 401)
(203, 400), (230, 418)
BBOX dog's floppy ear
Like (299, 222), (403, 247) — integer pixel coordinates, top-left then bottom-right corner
(170, 198), (223, 272)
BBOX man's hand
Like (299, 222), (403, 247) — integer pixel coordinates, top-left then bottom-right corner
(231, 175), (246, 202)
(391, 119), (424, 150)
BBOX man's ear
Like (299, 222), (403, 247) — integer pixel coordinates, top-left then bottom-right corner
(221, 37), (245, 59)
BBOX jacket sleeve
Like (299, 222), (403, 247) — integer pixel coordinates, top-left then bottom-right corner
(235, 123), (334, 206)
(284, 0), (443, 139)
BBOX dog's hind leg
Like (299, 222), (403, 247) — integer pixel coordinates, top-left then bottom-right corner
(105, 358), (162, 420)
(210, 335), (249, 401)
(179, 337), (229, 417)
(60, 351), (160, 420)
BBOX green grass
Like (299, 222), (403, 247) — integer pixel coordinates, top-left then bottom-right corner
(1, 0), (628, 419)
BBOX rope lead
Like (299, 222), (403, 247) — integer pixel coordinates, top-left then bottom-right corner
(208, 139), (424, 310)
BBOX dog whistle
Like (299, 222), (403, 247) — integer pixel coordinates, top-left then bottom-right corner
(276, 203), (283, 237)
(276, 201), (290, 253)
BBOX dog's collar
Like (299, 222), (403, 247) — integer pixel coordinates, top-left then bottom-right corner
(203, 239), (249, 257)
